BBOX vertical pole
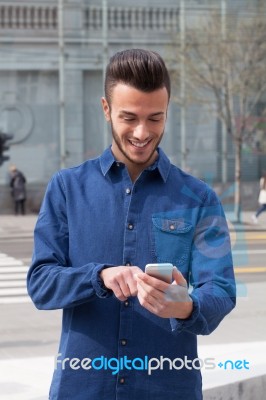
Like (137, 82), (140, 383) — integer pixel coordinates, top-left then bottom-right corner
(180, 0), (186, 170)
(58, 0), (66, 168)
(221, 0), (227, 183)
(102, 0), (109, 149)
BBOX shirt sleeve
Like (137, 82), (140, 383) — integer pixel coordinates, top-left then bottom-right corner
(27, 173), (113, 310)
(169, 186), (236, 335)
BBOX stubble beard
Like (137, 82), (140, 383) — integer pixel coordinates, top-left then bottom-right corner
(110, 120), (164, 166)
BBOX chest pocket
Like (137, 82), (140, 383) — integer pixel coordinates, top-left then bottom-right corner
(152, 217), (193, 268)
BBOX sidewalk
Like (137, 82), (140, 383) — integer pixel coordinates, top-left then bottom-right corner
(0, 210), (266, 237)
(0, 214), (37, 239)
(0, 212), (265, 399)
(227, 210), (266, 231)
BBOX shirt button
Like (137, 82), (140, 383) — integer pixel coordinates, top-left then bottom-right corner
(125, 262), (131, 266)
(116, 162), (120, 167)
(169, 224), (175, 231)
(119, 377), (125, 384)
(124, 301), (129, 307)
(128, 223), (134, 230)
(125, 188), (131, 194)
(121, 339), (127, 346)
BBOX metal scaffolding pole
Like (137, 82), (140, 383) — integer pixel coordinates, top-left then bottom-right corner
(58, 0), (66, 169)
(180, 0), (187, 170)
(221, 0), (228, 183)
(102, 0), (109, 150)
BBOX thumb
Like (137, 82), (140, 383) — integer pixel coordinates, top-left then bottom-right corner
(172, 267), (187, 287)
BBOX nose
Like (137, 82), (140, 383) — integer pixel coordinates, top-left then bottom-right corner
(132, 123), (149, 141)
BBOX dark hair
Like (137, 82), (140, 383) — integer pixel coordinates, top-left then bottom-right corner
(104, 49), (171, 104)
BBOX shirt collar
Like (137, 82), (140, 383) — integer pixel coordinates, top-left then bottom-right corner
(99, 146), (171, 183)
(99, 146), (116, 176)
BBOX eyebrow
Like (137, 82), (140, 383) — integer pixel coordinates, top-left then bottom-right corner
(119, 110), (165, 117)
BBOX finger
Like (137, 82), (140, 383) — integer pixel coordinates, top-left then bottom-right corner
(172, 267), (187, 287)
(137, 277), (166, 302)
(137, 285), (168, 317)
(131, 266), (144, 275)
(126, 277), (138, 297)
(137, 281), (165, 308)
(135, 272), (169, 292)
(110, 269), (135, 298)
(118, 278), (132, 299)
(137, 283), (158, 309)
(114, 269), (139, 298)
(137, 292), (158, 315)
(111, 281), (128, 301)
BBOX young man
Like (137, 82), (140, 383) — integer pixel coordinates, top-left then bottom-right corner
(27, 49), (236, 400)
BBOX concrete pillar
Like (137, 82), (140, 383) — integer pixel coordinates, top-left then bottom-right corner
(64, 69), (84, 167)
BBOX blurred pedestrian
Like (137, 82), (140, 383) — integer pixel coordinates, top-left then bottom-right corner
(252, 173), (266, 223)
(9, 165), (27, 215)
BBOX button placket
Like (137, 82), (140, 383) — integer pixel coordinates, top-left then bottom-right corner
(119, 176), (137, 393)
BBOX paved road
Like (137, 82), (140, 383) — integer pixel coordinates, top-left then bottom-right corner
(0, 233), (265, 305)
(0, 253), (29, 304)
(1, 212), (266, 304)
(0, 216), (34, 305)
(0, 212), (266, 307)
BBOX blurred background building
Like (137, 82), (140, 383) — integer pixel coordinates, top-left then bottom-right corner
(0, 0), (266, 212)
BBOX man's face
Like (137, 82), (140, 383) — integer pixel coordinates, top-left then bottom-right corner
(101, 83), (168, 169)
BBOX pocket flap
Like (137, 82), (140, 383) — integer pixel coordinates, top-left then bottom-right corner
(152, 217), (192, 234)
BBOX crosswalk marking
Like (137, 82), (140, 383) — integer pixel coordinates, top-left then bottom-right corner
(232, 232), (266, 240)
(233, 249), (266, 255)
(0, 266), (29, 273)
(0, 273), (28, 280)
(0, 287), (28, 295)
(0, 280), (26, 287)
(0, 297), (31, 304)
(0, 252), (30, 304)
(0, 259), (23, 266)
(235, 266), (266, 274)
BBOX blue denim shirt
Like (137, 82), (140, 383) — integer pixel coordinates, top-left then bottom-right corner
(27, 147), (236, 400)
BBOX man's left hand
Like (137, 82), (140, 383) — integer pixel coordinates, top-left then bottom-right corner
(135, 267), (193, 319)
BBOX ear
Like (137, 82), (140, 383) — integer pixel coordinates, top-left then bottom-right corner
(101, 97), (111, 121)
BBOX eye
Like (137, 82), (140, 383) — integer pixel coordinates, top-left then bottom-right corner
(124, 117), (135, 122)
(149, 118), (161, 122)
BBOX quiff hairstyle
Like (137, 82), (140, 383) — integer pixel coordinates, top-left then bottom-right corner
(104, 49), (171, 105)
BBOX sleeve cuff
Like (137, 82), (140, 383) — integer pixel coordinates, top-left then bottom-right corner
(169, 294), (200, 332)
(91, 264), (114, 299)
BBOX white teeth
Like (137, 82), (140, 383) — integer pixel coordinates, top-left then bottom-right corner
(129, 140), (149, 148)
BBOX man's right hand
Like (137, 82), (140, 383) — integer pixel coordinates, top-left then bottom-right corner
(100, 266), (142, 301)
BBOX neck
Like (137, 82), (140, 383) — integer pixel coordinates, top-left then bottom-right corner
(127, 165), (144, 183)
(111, 145), (158, 183)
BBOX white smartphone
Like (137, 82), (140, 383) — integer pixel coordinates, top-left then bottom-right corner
(145, 263), (174, 284)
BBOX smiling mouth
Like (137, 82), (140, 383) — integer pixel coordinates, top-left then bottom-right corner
(128, 139), (151, 148)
